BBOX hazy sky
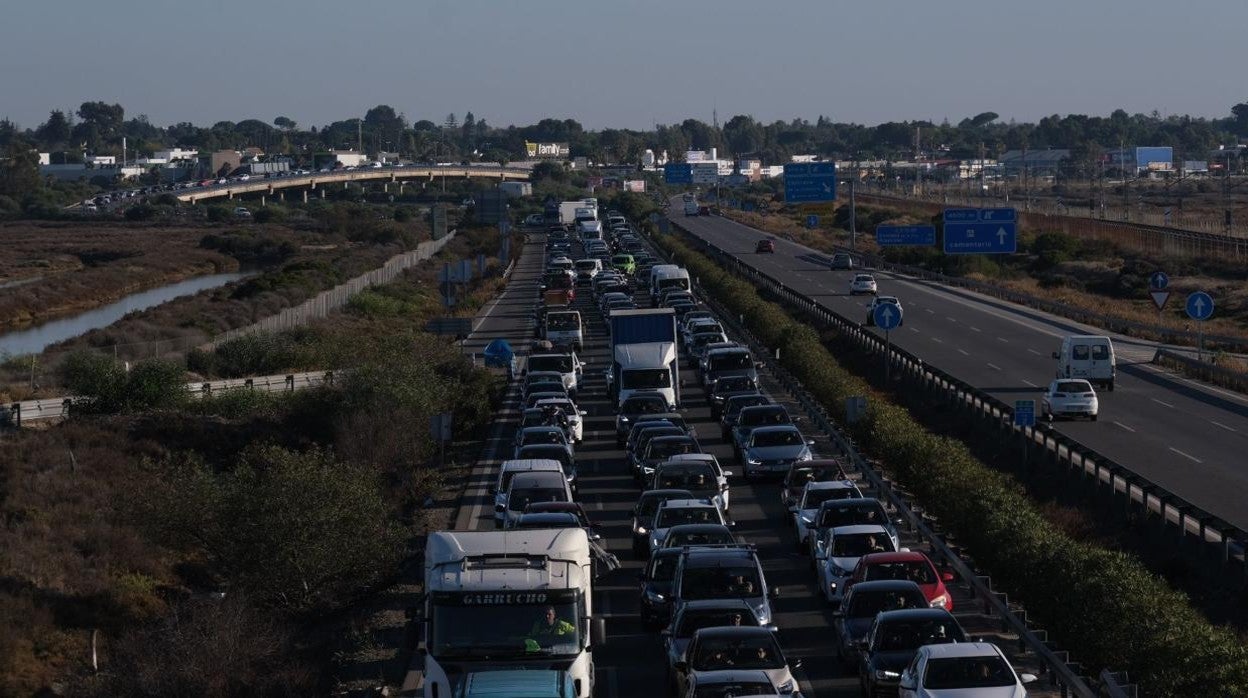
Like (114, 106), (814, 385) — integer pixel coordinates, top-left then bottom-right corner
(1, 0), (1241, 132)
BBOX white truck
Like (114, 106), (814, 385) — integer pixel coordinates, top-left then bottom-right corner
(557, 199), (599, 228)
(420, 529), (606, 698)
(606, 308), (681, 410)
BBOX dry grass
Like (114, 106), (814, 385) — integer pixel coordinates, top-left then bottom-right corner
(0, 222), (238, 329)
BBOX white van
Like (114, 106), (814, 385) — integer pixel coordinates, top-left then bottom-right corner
(576, 220), (603, 240)
(651, 267), (691, 304)
(491, 459), (565, 527)
(544, 310), (583, 352)
(574, 258), (603, 284)
(1052, 335), (1116, 390)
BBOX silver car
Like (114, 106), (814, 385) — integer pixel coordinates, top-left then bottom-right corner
(673, 626), (802, 697)
(741, 425), (814, 480)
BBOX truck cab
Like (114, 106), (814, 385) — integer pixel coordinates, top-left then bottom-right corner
(422, 530), (606, 698)
(455, 669), (576, 698)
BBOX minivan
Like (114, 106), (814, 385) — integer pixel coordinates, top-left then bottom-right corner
(500, 470), (573, 529)
(491, 459), (565, 527)
(1052, 335), (1116, 391)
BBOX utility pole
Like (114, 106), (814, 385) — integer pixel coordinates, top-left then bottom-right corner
(357, 119), (363, 157)
(849, 177), (857, 250)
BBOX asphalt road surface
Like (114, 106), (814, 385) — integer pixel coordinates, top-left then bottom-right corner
(673, 206), (1248, 532)
(452, 230), (1062, 697)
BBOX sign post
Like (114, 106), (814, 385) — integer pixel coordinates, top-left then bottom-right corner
(1149, 271), (1170, 331)
(942, 208), (1017, 254)
(872, 303), (903, 383)
(1185, 291), (1214, 361)
(1014, 399), (1036, 463)
(783, 163), (837, 204)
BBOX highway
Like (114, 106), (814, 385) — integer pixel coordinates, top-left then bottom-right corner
(446, 230), (1061, 697)
(672, 205), (1248, 532)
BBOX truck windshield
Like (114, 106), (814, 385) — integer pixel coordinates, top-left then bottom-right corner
(547, 314), (580, 331)
(658, 277), (690, 291)
(623, 369), (671, 389)
(529, 356), (573, 373)
(431, 598), (582, 658)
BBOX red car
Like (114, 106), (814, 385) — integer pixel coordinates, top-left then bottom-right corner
(755, 238), (776, 253)
(845, 551), (956, 611)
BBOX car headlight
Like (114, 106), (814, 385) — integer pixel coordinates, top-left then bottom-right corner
(929, 593), (949, 608)
(800, 515), (813, 526)
(620, 416), (630, 423)
(776, 678), (794, 693)
(746, 457), (761, 465)
(874, 669), (900, 680)
(645, 589), (665, 603)
(799, 449), (812, 461)
(636, 526), (648, 535)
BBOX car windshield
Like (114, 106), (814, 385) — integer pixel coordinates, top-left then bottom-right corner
(519, 447), (571, 470)
(656, 506), (719, 527)
(514, 515), (580, 529)
(623, 369), (671, 389)
(682, 566), (763, 600)
(575, 261), (598, 270)
(677, 609), (761, 638)
(666, 528), (734, 548)
(752, 429), (803, 447)
(656, 466), (718, 492)
(832, 532), (893, 557)
(873, 619), (963, 651)
(818, 503), (887, 528)
(715, 376), (755, 393)
(547, 314), (579, 330)
(740, 409), (789, 427)
(623, 396), (668, 414)
(803, 487), (857, 508)
(855, 275), (873, 282)
(709, 352), (753, 372)
(692, 633), (784, 671)
(863, 561), (937, 585)
(430, 597), (581, 658)
(1056, 381), (1092, 393)
(726, 397), (769, 418)
(528, 356), (573, 373)
(522, 430), (565, 446)
(693, 683), (776, 698)
(923, 656), (1016, 689)
(648, 554), (678, 582)
(508, 487), (568, 512)
(649, 440), (699, 460)
(846, 588), (928, 617)
(637, 492), (689, 519)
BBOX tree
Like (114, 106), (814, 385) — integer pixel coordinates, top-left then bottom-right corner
(1231, 102), (1248, 136)
(273, 116), (296, 131)
(969, 111), (999, 128)
(35, 110), (71, 147)
(76, 101), (124, 146)
(0, 138), (42, 199)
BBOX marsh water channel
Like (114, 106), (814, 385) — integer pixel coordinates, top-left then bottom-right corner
(0, 271), (252, 357)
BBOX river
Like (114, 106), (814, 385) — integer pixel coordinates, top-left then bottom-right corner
(0, 272), (253, 357)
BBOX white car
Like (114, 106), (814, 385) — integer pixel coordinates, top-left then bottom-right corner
(512, 425), (573, 461)
(792, 480), (863, 553)
(532, 398), (586, 442)
(849, 274), (878, 295)
(813, 524), (898, 604)
(1041, 379), (1099, 421)
(898, 642), (1037, 697)
(865, 296), (903, 327)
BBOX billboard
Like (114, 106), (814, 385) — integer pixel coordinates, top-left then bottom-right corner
(691, 162), (719, 184)
(525, 142), (571, 159)
(1135, 146), (1173, 171)
(623, 179), (646, 193)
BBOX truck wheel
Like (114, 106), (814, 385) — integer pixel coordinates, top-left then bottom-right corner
(1107, 380), (1115, 392)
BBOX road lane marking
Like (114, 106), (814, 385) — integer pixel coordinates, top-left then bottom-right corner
(970, 326), (982, 333)
(1169, 447), (1203, 463)
(945, 316), (957, 322)
(985, 361), (999, 369)
(1212, 421), (1239, 433)
(925, 308), (934, 314)
(909, 327), (920, 332)
(958, 348), (970, 356)
(997, 337), (1009, 343)
(1022, 379), (1038, 387)
(931, 337), (943, 343)
(1114, 421), (1136, 433)
(1152, 398), (1175, 408)
(1027, 348), (1042, 355)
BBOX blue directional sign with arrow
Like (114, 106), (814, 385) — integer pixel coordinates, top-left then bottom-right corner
(783, 162), (837, 203)
(1186, 291), (1214, 321)
(664, 163), (693, 184)
(1149, 271), (1169, 290)
(1014, 400), (1036, 428)
(873, 302), (902, 331)
(942, 207), (1017, 254)
(806, 214), (819, 229)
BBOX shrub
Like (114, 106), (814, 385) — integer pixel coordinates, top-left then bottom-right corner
(124, 203), (158, 221)
(251, 205), (288, 224)
(205, 205), (232, 222)
(62, 352), (187, 414)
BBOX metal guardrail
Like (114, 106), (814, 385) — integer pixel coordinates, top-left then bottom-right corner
(1154, 348), (1248, 394)
(5, 370), (336, 425)
(654, 229), (1099, 696)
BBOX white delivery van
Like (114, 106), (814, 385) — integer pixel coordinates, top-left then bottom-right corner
(1052, 335), (1116, 391)
(651, 267), (691, 304)
(544, 310), (583, 352)
(576, 220), (603, 240)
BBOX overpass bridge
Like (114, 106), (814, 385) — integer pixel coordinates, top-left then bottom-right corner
(176, 165), (532, 204)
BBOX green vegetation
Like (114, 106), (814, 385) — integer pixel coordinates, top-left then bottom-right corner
(62, 352), (188, 413)
(655, 231), (1248, 697)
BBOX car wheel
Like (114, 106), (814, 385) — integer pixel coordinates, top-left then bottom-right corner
(1091, 414), (1098, 422)
(795, 537), (805, 553)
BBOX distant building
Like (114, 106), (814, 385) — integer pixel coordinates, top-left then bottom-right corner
(209, 150), (241, 175)
(328, 150), (365, 168)
(998, 149), (1071, 176)
(85, 155), (116, 166)
(498, 181), (532, 198)
(38, 153), (50, 165)
(737, 158), (762, 181)
(155, 148), (199, 163)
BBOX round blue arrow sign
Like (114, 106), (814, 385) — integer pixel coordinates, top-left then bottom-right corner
(1149, 271), (1169, 290)
(873, 303), (902, 330)
(1185, 291), (1214, 321)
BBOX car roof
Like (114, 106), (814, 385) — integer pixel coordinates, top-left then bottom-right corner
(666, 523), (733, 535)
(515, 512), (580, 524)
(819, 497), (883, 511)
(500, 459), (563, 472)
(847, 579), (925, 594)
(875, 608), (956, 623)
(639, 488), (694, 501)
(510, 471), (567, 487)
(806, 480), (859, 491)
(659, 498), (719, 509)
(681, 545), (757, 564)
(750, 425), (801, 434)
(830, 524), (890, 536)
(916, 641), (1004, 659)
(664, 453), (719, 466)
(860, 551), (928, 565)
(692, 625), (773, 640)
(519, 425), (564, 434)
(525, 501), (584, 513)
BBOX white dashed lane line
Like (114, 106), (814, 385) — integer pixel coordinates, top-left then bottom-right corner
(1212, 421), (1239, 433)
(1027, 348), (1042, 356)
(1152, 398), (1175, 408)
(970, 326), (982, 333)
(997, 337), (1009, 343)
(1169, 447), (1203, 463)
(1022, 379), (1038, 387)
(1114, 421), (1136, 433)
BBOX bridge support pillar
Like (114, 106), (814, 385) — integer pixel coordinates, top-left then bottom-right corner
(260, 195), (266, 207)
(343, 181), (348, 189)
(227, 190), (233, 200)
(383, 183), (389, 193)
(302, 190), (308, 204)
(279, 191), (285, 202)
(319, 188), (326, 199)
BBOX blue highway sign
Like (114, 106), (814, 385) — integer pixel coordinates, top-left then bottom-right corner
(942, 207), (1017, 255)
(1149, 271), (1169, 290)
(806, 214), (819, 229)
(1186, 291), (1214, 321)
(664, 163), (693, 184)
(877, 225), (936, 246)
(1014, 400), (1036, 427)
(873, 303), (902, 331)
(783, 162), (837, 203)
